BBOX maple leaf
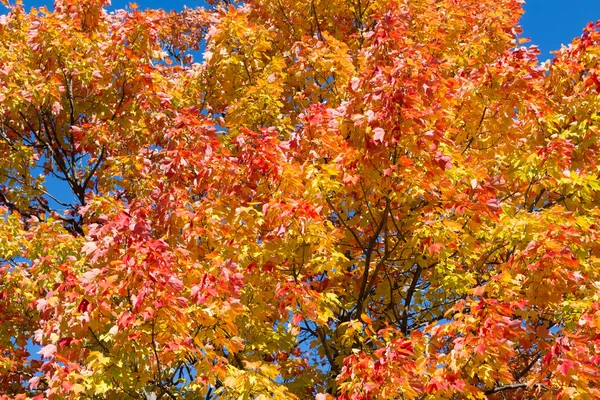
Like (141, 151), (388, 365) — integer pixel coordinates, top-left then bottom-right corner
(80, 268), (102, 284)
(81, 241), (98, 255)
(558, 360), (575, 376)
(38, 344), (57, 359)
(373, 127), (385, 143)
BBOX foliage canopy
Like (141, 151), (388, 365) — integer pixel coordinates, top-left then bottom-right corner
(1, 0), (600, 398)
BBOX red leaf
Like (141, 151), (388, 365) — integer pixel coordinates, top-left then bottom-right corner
(117, 312), (135, 329)
(38, 344), (57, 358)
(81, 241), (98, 255)
(475, 343), (486, 355)
(486, 198), (501, 211)
(373, 127), (385, 143)
(292, 313), (303, 326)
(429, 243), (444, 254)
(29, 376), (41, 389)
(168, 276), (184, 292)
(80, 268), (101, 284)
(473, 285), (486, 297)
(558, 360), (574, 376)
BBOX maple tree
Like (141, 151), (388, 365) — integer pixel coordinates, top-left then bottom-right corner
(1, 0), (600, 398)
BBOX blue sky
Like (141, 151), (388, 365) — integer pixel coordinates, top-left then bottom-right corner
(521, 0), (600, 60)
